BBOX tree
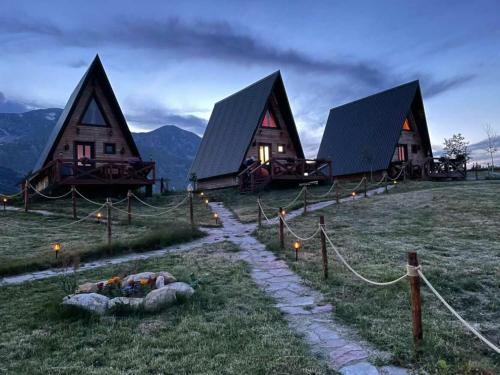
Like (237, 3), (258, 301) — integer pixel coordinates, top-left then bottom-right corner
(484, 124), (497, 172)
(443, 133), (470, 161)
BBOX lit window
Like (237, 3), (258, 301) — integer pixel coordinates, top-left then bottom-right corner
(262, 109), (278, 128)
(81, 97), (108, 126)
(277, 144), (285, 153)
(396, 145), (407, 162)
(402, 118), (411, 131)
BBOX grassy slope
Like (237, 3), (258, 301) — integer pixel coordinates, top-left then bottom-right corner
(254, 181), (500, 374)
(0, 243), (331, 375)
(0, 193), (216, 276)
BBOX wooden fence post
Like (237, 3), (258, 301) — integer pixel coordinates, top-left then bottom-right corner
(320, 215), (328, 279)
(279, 207), (284, 249)
(403, 165), (407, 183)
(475, 164), (478, 180)
(127, 190), (132, 225)
(24, 180), (29, 212)
(107, 198), (112, 246)
(160, 178), (165, 194)
(189, 192), (194, 226)
(335, 182), (340, 204)
(257, 195), (262, 228)
(71, 185), (77, 220)
(408, 252), (423, 344)
(303, 187), (307, 215)
(385, 173), (389, 194)
(364, 176), (367, 197)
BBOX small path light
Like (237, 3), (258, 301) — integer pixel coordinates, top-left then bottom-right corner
(214, 212), (219, 225)
(204, 198), (209, 207)
(280, 208), (286, 217)
(293, 240), (301, 261)
(96, 212), (103, 223)
(200, 191), (205, 199)
(52, 242), (62, 258)
(393, 180), (398, 185)
(2, 197), (6, 212)
(352, 191), (356, 200)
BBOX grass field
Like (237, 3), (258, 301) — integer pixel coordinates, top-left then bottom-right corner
(0, 193), (217, 276)
(253, 180), (500, 374)
(0, 242), (331, 375)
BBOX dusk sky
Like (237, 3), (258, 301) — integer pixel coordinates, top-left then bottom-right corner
(1, 0), (499, 156)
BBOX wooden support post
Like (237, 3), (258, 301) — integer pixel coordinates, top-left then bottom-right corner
(320, 215), (328, 279)
(24, 180), (29, 212)
(127, 190), (132, 225)
(408, 252), (423, 344)
(257, 195), (262, 228)
(403, 165), (407, 183)
(189, 192), (194, 226)
(71, 185), (77, 220)
(385, 173), (389, 194)
(475, 165), (478, 180)
(279, 207), (284, 249)
(2, 198), (5, 212)
(335, 182), (340, 204)
(145, 185), (153, 198)
(106, 198), (112, 246)
(363, 176), (367, 197)
(160, 178), (165, 194)
(303, 187), (307, 215)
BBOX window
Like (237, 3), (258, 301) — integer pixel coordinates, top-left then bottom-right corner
(396, 144), (408, 162)
(81, 96), (108, 126)
(277, 144), (285, 153)
(104, 143), (116, 154)
(411, 144), (420, 154)
(259, 144), (271, 163)
(75, 142), (94, 166)
(261, 109), (278, 128)
(402, 118), (411, 131)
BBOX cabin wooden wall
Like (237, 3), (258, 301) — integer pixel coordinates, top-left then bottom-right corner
(51, 77), (138, 163)
(244, 94), (298, 162)
(198, 175), (238, 190)
(391, 111), (427, 166)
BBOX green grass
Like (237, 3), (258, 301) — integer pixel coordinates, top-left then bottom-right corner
(0, 193), (216, 276)
(0, 243), (331, 374)
(254, 180), (500, 374)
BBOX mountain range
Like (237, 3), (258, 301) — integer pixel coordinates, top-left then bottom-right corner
(0, 108), (201, 193)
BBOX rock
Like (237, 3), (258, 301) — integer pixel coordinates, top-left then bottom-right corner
(75, 282), (98, 294)
(121, 272), (157, 288)
(155, 276), (165, 289)
(108, 297), (144, 312)
(165, 282), (195, 301)
(156, 271), (176, 284)
(62, 293), (109, 315)
(143, 287), (177, 312)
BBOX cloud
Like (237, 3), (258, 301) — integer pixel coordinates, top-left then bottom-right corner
(0, 15), (389, 88)
(423, 74), (476, 98)
(0, 91), (29, 113)
(67, 59), (87, 68)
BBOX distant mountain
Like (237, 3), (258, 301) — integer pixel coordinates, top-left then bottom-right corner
(0, 108), (201, 192)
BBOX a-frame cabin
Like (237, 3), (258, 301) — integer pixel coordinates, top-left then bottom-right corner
(317, 80), (433, 180)
(29, 55), (155, 195)
(190, 71), (331, 192)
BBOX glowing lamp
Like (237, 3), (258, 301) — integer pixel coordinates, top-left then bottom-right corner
(204, 198), (209, 206)
(393, 180), (398, 185)
(293, 240), (301, 261)
(2, 197), (6, 203)
(214, 212), (219, 224)
(280, 209), (286, 216)
(52, 242), (62, 258)
(96, 212), (103, 222)
(200, 192), (204, 197)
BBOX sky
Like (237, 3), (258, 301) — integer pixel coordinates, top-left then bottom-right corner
(0, 0), (499, 156)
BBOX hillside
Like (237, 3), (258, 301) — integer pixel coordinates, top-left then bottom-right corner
(0, 109), (201, 192)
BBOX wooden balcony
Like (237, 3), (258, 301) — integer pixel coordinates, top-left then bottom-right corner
(31, 158), (156, 188)
(239, 157), (332, 192)
(426, 157), (466, 180)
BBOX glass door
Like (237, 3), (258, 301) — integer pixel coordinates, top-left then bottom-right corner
(259, 144), (271, 164)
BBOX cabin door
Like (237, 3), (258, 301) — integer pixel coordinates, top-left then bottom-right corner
(75, 142), (95, 167)
(259, 144), (271, 164)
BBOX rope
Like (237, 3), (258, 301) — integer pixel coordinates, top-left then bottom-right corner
(74, 188), (107, 206)
(110, 195), (188, 217)
(308, 181), (338, 199)
(259, 187), (305, 211)
(0, 190), (24, 198)
(282, 217), (321, 241)
(387, 167), (405, 181)
(321, 226), (408, 286)
(350, 176), (367, 193)
(418, 270), (500, 354)
(258, 199), (272, 223)
(131, 192), (184, 210)
(28, 183), (72, 199)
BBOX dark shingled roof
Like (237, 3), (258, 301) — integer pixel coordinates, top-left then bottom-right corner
(32, 55), (140, 173)
(317, 80), (432, 177)
(190, 71), (304, 180)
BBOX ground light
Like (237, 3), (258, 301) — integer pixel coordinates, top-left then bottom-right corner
(214, 212), (219, 225)
(2, 197), (6, 211)
(204, 198), (209, 207)
(352, 191), (356, 200)
(52, 242), (62, 258)
(394, 180), (398, 185)
(280, 208), (286, 216)
(96, 212), (103, 223)
(293, 240), (301, 261)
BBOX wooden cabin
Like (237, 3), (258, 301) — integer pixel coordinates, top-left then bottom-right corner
(29, 55), (155, 195)
(189, 71), (331, 192)
(317, 81), (433, 180)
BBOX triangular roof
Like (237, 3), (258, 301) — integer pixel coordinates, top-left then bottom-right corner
(32, 55), (140, 172)
(317, 80), (432, 176)
(190, 71), (304, 180)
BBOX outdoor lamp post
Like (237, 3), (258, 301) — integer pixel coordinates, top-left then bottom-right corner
(204, 198), (209, 207)
(393, 180), (398, 185)
(280, 208), (286, 217)
(293, 240), (301, 261)
(352, 191), (356, 200)
(52, 242), (62, 258)
(2, 197), (6, 212)
(187, 184), (194, 226)
(214, 212), (219, 225)
(96, 212), (103, 223)
(200, 191), (204, 199)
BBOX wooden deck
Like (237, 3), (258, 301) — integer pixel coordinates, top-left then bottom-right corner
(426, 157), (466, 180)
(238, 157), (332, 192)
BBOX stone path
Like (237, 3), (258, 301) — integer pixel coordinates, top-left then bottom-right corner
(207, 201), (408, 375)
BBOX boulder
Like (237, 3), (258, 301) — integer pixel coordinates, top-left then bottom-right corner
(156, 271), (176, 284)
(121, 272), (156, 288)
(143, 287), (177, 312)
(155, 276), (165, 289)
(165, 282), (195, 301)
(63, 293), (109, 315)
(108, 297), (144, 312)
(75, 282), (98, 294)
